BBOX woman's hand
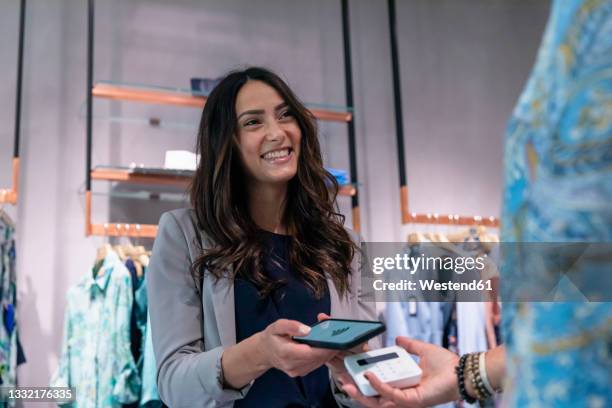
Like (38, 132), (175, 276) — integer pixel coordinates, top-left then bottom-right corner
(257, 318), (338, 378)
(315, 313), (369, 381)
(337, 336), (460, 408)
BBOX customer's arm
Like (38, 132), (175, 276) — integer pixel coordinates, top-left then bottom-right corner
(338, 339), (506, 408)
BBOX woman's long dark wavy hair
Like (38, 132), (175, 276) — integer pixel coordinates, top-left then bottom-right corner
(190, 66), (356, 299)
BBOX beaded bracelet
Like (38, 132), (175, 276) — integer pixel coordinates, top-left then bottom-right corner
(468, 352), (490, 401)
(454, 354), (477, 404)
(456, 352), (494, 403)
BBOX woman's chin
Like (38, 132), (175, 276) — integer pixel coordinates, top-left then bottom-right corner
(259, 172), (297, 186)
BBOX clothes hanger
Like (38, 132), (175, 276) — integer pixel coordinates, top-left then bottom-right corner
(93, 245), (111, 278)
(95, 244), (112, 263)
(433, 214), (449, 242)
(113, 245), (128, 261)
(424, 220), (438, 242)
(406, 213), (426, 243)
(138, 252), (149, 269)
(93, 225), (113, 277)
(445, 227), (472, 242)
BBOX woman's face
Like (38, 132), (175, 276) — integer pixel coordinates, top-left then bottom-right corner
(235, 80), (301, 188)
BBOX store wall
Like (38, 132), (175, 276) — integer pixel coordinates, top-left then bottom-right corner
(0, 0), (549, 401)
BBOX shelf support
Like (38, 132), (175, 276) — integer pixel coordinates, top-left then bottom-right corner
(387, 0), (499, 228)
(341, 0), (360, 232)
(1, 0), (26, 206)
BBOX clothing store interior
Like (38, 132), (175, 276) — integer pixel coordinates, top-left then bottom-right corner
(0, 0), (610, 407)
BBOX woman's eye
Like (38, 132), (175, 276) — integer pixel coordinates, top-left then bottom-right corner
(244, 119), (259, 127)
(279, 110), (293, 119)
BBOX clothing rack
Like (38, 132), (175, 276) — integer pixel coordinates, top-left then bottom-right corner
(407, 212), (499, 227)
(84, 0), (362, 237)
(0, 0), (26, 206)
(386, 0), (499, 229)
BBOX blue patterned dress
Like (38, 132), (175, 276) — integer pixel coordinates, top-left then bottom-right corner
(501, 0), (612, 407)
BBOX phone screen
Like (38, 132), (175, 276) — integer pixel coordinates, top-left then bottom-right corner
(294, 319), (383, 347)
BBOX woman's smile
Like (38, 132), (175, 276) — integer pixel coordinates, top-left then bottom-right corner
(261, 147), (294, 164)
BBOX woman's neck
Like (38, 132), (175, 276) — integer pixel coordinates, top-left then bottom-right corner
(248, 183), (288, 235)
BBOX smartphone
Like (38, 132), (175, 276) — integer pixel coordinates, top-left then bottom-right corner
(293, 318), (386, 350)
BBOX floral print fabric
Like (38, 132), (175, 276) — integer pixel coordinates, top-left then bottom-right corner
(501, 0), (612, 406)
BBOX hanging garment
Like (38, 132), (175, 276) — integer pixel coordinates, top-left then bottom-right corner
(125, 260), (147, 370)
(501, 0), (612, 406)
(383, 243), (460, 408)
(456, 302), (487, 355)
(51, 250), (141, 407)
(125, 260), (149, 408)
(140, 313), (162, 408)
(0, 215), (22, 395)
(384, 241), (491, 408)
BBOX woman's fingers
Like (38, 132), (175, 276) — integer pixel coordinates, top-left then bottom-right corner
(317, 313), (331, 322)
(336, 372), (354, 387)
(271, 319), (311, 337)
(282, 343), (337, 371)
(347, 341), (369, 355)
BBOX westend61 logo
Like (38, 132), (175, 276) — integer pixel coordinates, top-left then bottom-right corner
(332, 327), (350, 336)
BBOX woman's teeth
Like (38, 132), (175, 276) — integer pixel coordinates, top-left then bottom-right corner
(262, 148), (290, 160)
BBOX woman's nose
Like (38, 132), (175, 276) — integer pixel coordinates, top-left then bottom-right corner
(265, 119), (285, 141)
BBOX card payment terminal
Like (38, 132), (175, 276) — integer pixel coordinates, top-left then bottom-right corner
(344, 345), (422, 397)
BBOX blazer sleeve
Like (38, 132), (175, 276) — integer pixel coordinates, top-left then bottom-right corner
(147, 212), (251, 407)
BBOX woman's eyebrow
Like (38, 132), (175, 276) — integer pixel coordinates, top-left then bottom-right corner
(237, 102), (289, 120)
(237, 109), (264, 120)
(274, 102), (289, 111)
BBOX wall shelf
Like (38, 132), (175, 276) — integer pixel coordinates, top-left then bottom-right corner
(92, 82), (353, 123)
(406, 211), (499, 227)
(91, 167), (357, 197)
(90, 221), (158, 238)
(91, 168), (191, 187)
(85, 0), (361, 237)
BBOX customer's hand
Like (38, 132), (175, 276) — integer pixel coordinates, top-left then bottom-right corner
(258, 319), (338, 378)
(337, 336), (460, 408)
(316, 313), (369, 381)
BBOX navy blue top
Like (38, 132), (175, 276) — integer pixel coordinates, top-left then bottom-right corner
(234, 231), (335, 408)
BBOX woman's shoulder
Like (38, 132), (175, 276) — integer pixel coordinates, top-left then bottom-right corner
(158, 208), (198, 230)
(157, 208), (200, 238)
(157, 208), (209, 259)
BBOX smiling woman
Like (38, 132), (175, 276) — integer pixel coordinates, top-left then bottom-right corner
(234, 80), (301, 193)
(146, 67), (379, 408)
(190, 67), (352, 299)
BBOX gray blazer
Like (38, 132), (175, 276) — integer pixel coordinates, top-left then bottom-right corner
(147, 209), (379, 407)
